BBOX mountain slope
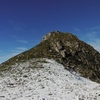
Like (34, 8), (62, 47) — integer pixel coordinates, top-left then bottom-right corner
(1, 31), (100, 83)
(0, 59), (100, 100)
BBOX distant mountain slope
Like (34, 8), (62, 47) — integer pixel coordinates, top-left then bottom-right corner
(0, 31), (100, 83)
(0, 59), (100, 100)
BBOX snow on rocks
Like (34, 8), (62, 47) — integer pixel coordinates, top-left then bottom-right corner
(0, 58), (100, 100)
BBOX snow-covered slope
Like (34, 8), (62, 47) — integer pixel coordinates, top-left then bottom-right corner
(0, 59), (100, 100)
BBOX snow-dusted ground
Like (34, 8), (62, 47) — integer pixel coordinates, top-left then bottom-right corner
(0, 58), (100, 100)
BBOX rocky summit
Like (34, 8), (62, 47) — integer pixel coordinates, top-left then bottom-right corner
(0, 31), (100, 83)
(0, 31), (100, 100)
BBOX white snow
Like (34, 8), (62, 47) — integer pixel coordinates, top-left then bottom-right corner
(0, 58), (100, 100)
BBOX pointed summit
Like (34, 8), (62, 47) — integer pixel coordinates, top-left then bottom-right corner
(0, 31), (100, 83)
(41, 31), (78, 42)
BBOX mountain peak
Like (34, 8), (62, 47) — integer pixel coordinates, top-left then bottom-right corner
(41, 32), (52, 42)
(0, 32), (100, 100)
(41, 31), (78, 42)
(0, 31), (100, 83)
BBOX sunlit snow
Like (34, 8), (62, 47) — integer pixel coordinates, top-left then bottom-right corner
(0, 59), (100, 100)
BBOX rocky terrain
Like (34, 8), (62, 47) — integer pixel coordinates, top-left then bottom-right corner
(0, 59), (100, 100)
(0, 31), (100, 100)
(1, 31), (100, 83)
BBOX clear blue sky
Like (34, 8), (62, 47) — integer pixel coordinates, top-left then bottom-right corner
(0, 0), (100, 63)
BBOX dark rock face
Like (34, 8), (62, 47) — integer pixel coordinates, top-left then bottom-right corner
(1, 31), (100, 83)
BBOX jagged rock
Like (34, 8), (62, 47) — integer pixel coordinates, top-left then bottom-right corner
(41, 32), (52, 42)
(52, 42), (63, 52)
(60, 50), (66, 58)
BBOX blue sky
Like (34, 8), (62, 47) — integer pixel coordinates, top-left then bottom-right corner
(0, 0), (100, 63)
